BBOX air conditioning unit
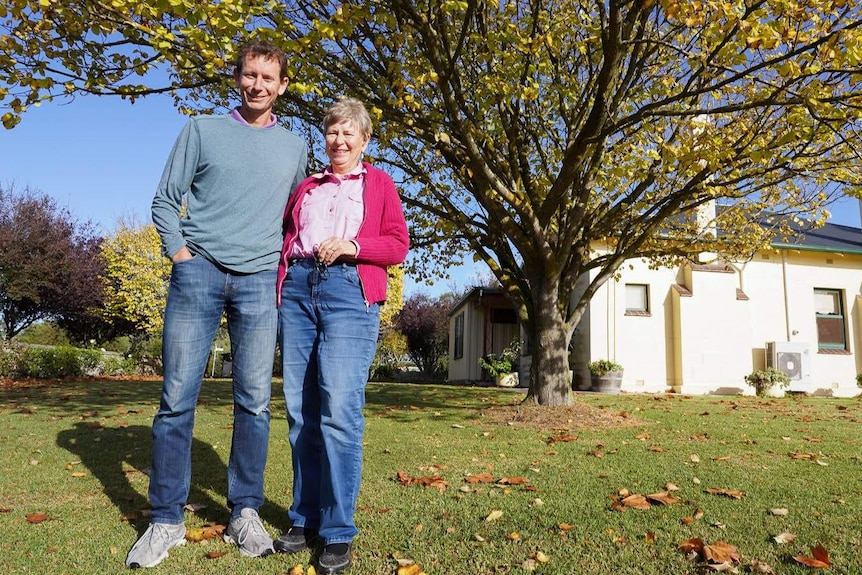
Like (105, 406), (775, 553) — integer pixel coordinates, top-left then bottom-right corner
(765, 341), (812, 390)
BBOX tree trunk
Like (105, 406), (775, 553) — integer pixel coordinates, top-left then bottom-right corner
(523, 285), (573, 406)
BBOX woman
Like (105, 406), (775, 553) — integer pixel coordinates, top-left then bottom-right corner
(274, 97), (409, 574)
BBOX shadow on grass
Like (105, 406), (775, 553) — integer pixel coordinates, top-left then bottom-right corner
(55, 422), (288, 535)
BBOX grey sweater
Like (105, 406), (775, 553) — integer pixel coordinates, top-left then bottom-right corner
(152, 114), (307, 273)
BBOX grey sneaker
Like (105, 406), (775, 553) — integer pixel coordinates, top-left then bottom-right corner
(224, 508), (275, 557)
(125, 522), (186, 568)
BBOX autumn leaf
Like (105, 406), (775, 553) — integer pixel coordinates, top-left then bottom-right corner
(485, 510), (504, 522)
(289, 565), (305, 575)
(397, 563), (427, 575)
(647, 491), (681, 505)
(558, 523), (575, 531)
(793, 544), (830, 568)
(206, 551), (228, 559)
(706, 487), (745, 499)
(497, 476), (529, 485)
(26, 512), (49, 524)
(396, 471), (448, 492)
(465, 473), (494, 484)
(773, 532), (797, 544)
(703, 541), (740, 564)
(545, 433), (577, 444)
(748, 559), (776, 574)
(620, 494), (651, 510)
(769, 508), (789, 516)
(507, 531), (520, 540)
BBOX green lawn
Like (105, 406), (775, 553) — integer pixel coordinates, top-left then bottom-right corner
(0, 380), (860, 574)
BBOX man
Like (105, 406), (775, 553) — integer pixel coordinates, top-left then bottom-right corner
(125, 39), (307, 569)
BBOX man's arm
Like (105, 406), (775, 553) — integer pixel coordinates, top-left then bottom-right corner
(151, 119), (200, 260)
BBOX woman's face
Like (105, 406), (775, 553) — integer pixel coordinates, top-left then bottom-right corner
(325, 120), (369, 174)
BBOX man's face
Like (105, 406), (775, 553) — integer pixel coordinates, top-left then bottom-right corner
(233, 54), (288, 117)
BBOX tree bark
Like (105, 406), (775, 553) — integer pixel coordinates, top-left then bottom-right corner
(523, 282), (574, 407)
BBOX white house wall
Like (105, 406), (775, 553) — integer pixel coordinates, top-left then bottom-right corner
(742, 249), (861, 397)
(585, 259), (678, 394)
(582, 249), (861, 397)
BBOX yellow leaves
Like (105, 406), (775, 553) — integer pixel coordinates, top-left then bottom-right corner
(396, 563), (427, 575)
(184, 522), (225, 542)
(289, 564), (318, 575)
(484, 509), (503, 522)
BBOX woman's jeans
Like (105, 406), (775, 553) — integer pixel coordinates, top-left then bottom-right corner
(149, 256), (277, 524)
(278, 259), (380, 544)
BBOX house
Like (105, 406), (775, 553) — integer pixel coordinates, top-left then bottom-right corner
(448, 221), (862, 397)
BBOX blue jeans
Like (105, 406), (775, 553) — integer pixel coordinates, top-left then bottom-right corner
(278, 260), (380, 544)
(149, 256), (277, 524)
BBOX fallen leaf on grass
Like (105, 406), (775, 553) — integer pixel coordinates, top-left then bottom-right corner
(545, 433), (578, 444)
(647, 491), (681, 505)
(690, 454), (701, 463)
(507, 532), (520, 540)
(70, 472), (87, 478)
(206, 551), (228, 559)
(665, 482), (680, 491)
(465, 473), (494, 484)
(498, 476), (529, 485)
(680, 538), (741, 570)
(185, 523), (226, 542)
(773, 532), (797, 544)
(26, 512), (49, 524)
(769, 508), (788, 516)
(533, 551), (550, 563)
(558, 523), (575, 531)
(396, 471), (448, 492)
(397, 563), (427, 575)
(793, 544), (830, 568)
(620, 494), (651, 510)
(485, 510), (504, 522)
(706, 487), (746, 499)
(748, 559), (776, 574)
(788, 451), (818, 460)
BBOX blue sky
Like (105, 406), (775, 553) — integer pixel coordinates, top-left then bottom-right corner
(2, 95), (860, 296)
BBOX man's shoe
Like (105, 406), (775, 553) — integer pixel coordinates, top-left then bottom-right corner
(318, 542), (352, 574)
(125, 522), (186, 568)
(275, 525), (314, 554)
(223, 508), (275, 557)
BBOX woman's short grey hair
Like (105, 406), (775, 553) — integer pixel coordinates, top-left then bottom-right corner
(323, 97), (372, 138)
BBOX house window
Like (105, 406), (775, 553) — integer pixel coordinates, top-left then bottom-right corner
(453, 313), (464, 360)
(814, 288), (846, 350)
(625, 284), (650, 316)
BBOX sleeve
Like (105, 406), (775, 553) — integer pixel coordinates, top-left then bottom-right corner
(289, 142), (309, 197)
(151, 119), (201, 259)
(353, 172), (410, 266)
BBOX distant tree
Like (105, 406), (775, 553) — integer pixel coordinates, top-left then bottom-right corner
(99, 219), (171, 335)
(0, 186), (104, 339)
(394, 293), (451, 376)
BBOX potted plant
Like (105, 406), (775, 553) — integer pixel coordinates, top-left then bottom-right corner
(744, 367), (790, 398)
(478, 339), (521, 387)
(589, 359), (624, 394)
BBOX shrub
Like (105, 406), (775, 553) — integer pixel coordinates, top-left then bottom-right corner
(856, 373), (862, 389)
(479, 339), (521, 377)
(588, 359), (623, 376)
(744, 367), (790, 397)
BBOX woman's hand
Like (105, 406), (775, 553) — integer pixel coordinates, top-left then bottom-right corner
(316, 237), (357, 265)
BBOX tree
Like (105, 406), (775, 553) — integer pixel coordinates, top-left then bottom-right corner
(0, 186), (104, 339)
(3, 1), (861, 404)
(394, 293), (451, 376)
(99, 218), (172, 336)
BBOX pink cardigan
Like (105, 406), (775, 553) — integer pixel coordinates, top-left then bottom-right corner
(277, 162), (409, 305)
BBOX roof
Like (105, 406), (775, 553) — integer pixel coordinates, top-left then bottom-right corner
(770, 221), (862, 255)
(448, 286), (506, 317)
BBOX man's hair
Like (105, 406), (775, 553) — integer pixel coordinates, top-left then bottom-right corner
(234, 39), (289, 80)
(323, 97), (373, 138)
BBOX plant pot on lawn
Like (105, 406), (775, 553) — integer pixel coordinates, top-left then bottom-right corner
(589, 359), (624, 394)
(744, 368), (790, 398)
